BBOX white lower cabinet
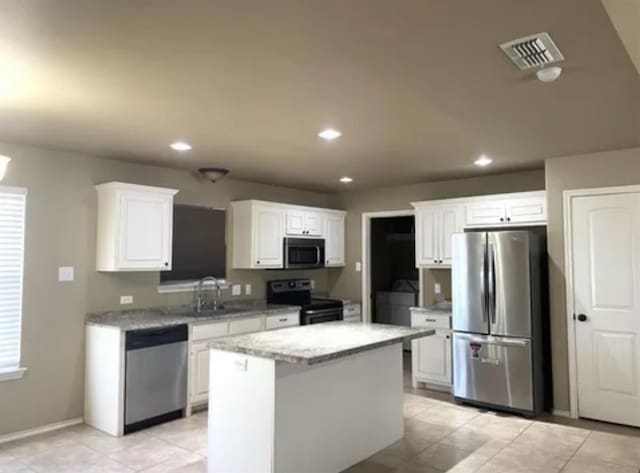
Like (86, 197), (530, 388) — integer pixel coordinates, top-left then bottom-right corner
(188, 311), (299, 408)
(190, 342), (211, 405)
(411, 310), (452, 391)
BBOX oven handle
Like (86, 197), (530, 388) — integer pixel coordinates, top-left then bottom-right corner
(304, 308), (342, 315)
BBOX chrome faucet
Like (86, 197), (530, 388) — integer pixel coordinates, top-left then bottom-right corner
(194, 276), (223, 312)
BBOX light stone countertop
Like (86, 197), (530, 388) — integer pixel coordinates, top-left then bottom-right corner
(86, 300), (301, 331)
(209, 322), (434, 365)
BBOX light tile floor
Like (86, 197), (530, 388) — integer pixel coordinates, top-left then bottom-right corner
(2, 360), (639, 473)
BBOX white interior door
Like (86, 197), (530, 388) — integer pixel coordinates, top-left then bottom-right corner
(571, 192), (640, 427)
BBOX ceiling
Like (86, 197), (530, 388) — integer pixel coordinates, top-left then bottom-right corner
(0, 0), (639, 192)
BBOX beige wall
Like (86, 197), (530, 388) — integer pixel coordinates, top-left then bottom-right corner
(326, 170), (546, 300)
(545, 146), (640, 412)
(0, 141), (332, 436)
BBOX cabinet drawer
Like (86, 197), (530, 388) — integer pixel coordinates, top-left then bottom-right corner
(411, 312), (451, 329)
(191, 321), (229, 341)
(343, 304), (361, 317)
(229, 316), (263, 335)
(343, 315), (361, 323)
(265, 312), (299, 330)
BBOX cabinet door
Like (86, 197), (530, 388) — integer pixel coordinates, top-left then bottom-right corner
(507, 196), (547, 224)
(254, 206), (284, 268)
(414, 331), (452, 386)
(190, 342), (210, 404)
(325, 214), (345, 266)
(117, 190), (172, 270)
(304, 212), (324, 236)
(285, 210), (306, 236)
(439, 206), (464, 266)
(416, 207), (439, 267)
(465, 200), (508, 227)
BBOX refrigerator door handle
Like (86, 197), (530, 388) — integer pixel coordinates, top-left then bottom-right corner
(488, 243), (496, 325)
(480, 244), (487, 323)
(455, 334), (529, 347)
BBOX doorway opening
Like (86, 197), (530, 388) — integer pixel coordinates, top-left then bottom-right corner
(370, 215), (418, 332)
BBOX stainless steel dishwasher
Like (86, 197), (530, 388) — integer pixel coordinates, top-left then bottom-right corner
(124, 325), (188, 434)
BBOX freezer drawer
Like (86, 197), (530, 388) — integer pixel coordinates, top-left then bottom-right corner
(453, 333), (533, 412)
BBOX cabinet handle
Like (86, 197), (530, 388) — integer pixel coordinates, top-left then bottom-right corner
(500, 217), (504, 222)
(433, 259), (438, 263)
(446, 335), (451, 339)
(507, 217), (511, 222)
(164, 262), (169, 267)
(256, 260), (260, 264)
(279, 318), (288, 322)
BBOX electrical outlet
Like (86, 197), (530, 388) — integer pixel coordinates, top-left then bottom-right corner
(434, 283), (442, 295)
(310, 279), (315, 289)
(231, 284), (241, 296)
(58, 266), (74, 282)
(120, 295), (133, 305)
(245, 284), (252, 296)
(355, 262), (362, 272)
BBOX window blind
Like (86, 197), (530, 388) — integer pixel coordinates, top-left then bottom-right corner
(0, 187), (26, 373)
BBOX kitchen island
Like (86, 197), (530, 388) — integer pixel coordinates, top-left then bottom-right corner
(208, 322), (434, 473)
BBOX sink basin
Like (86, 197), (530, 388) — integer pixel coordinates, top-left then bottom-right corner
(181, 306), (250, 318)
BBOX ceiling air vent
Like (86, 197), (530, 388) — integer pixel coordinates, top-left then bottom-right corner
(500, 32), (564, 70)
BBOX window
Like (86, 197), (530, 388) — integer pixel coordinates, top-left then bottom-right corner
(0, 186), (26, 380)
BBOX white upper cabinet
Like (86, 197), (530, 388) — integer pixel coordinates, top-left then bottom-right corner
(465, 191), (546, 227)
(95, 182), (178, 271)
(324, 212), (346, 267)
(232, 201), (284, 269)
(414, 204), (464, 268)
(231, 200), (345, 269)
(285, 210), (324, 236)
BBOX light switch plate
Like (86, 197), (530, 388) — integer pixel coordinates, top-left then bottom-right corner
(120, 295), (133, 305)
(310, 279), (315, 289)
(58, 266), (74, 282)
(233, 358), (248, 372)
(434, 283), (442, 295)
(231, 284), (241, 296)
(355, 262), (362, 272)
(245, 284), (252, 296)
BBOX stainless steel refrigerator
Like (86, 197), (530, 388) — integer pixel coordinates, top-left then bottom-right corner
(452, 231), (544, 415)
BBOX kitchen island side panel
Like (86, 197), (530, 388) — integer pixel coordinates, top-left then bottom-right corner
(274, 343), (404, 473)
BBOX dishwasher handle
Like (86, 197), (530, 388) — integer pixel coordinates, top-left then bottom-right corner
(126, 325), (188, 350)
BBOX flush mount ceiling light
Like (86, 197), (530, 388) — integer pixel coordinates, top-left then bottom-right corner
(536, 66), (563, 83)
(339, 176), (353, 183)
(198, 167), (229, 183)
(318, 128), (342, 141)
(170, 141), (192, 151)
(0, 155), (10, 181)
(474, 155), (493, 167)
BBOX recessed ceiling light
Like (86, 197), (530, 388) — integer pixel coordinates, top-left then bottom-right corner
(170, 141), (192, 151)
(318, 128), (342, 141)
(474, 155), (493, 167)
(339, 176), (353, 183)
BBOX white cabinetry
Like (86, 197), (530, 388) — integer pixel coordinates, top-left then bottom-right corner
(411, 309), (452, 390)
(465, 191), (546, 227)
(231, 201), (284, 269)
(286, 210), (323, 236)
(95, 182), (178, 271)
(188, 310), (299, 408)
(343, 302), (361, 323)
(414, 204), (464, 268)
(231, 200), (346, 269)
(324, 212), (346, 267)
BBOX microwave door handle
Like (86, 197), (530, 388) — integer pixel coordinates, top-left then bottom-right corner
(316, 246), (321, 264)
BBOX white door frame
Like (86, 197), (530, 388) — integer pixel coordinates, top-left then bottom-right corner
(361, 209), (417, 323)
(563, 184), (640, 419)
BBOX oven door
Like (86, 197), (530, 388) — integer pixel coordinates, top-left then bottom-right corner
(284, 238), (325, 269)
(302, 307), (343, 325)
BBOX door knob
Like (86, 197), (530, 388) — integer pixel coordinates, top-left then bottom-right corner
(577, 314), (588, 322)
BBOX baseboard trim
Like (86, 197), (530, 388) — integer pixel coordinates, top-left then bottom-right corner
(0, 417), (84, 445)
(552, 409), (571, 418)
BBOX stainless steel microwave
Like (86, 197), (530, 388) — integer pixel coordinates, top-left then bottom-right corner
(283, 238), (325, 269)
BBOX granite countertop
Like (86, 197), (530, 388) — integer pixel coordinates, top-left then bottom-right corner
(209, 322), (434, 365)
(86, 300), (301, 331)
(410, 302), (452, 316)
